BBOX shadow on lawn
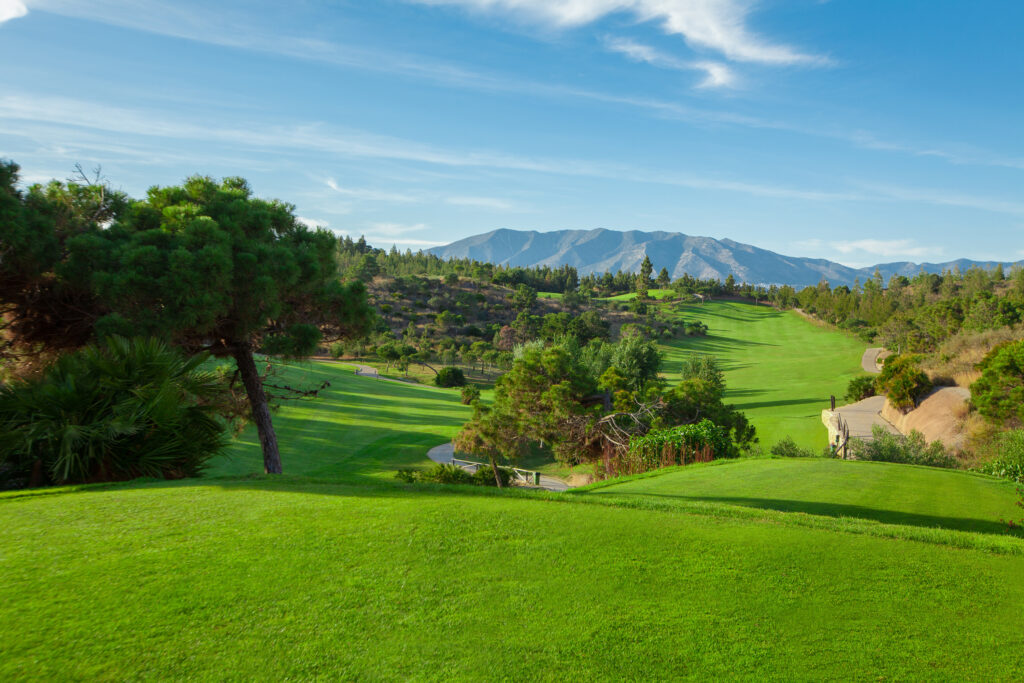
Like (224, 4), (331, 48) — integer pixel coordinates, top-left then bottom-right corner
(593, 491), (1020, 536)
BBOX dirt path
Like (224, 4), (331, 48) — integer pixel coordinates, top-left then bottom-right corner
(426, 442), (569, 492)
(312, 357), (420, 386)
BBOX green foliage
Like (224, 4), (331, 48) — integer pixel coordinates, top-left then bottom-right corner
(613, 419), (729, 476)
(976, 430), (1024, 483)
(679, 354), (724, 394)
(971, 340), (1024, 427)
(471, 464), (511, 487)
(394, 462), (510, 487)
(609, 335), (661, 391)
(434, 366), (466, 387)
(876, 355), (932, 411)
(770, 436), (818, 458)
(845, 375), (877, 402)
(0, 337), (229, 487)
(850, 426), (958, 468)
(460, 384), (481, 405)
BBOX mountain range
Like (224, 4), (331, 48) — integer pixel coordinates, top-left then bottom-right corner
(428, 229), (1019, 288)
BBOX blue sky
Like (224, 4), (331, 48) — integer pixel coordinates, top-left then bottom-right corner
(1, 0), (1022, 267)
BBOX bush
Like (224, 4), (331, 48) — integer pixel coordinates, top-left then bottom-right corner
(976, 430), (1024, 483)
(471, 464), (511, 487)
(395, 462), (510, 487)
(971, 340), (1024, 427)
(876, 355), (932, 412)
(460, 384), (481, 405)
(0, 337), (230, 488)
(845, 375), (877, 403)
(770, 436), (817, 458)
(849, 426), (958, 468)
(435, 366), (467, 387)
(610, 419), (729, 477)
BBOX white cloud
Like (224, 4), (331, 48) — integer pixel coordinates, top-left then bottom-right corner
(0, 0), (27, 23)
(325, 178), (418, 203)
(4, 92), (1024, 217)
(445, 195), (517, 210)
(368, 222), (429, 236)
(413, 0), (828, 65)
(364, 237), (446, 247)
(831, 239), (942, 261)
(296, 216), (330, 230)
(604, 36), (736, 88)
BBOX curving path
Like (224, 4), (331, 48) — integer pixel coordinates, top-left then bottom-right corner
(427, 442), (569, 492)
(861, 347), (891, 374)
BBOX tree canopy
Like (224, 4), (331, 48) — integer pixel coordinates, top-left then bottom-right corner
(0, 164), (374, 473)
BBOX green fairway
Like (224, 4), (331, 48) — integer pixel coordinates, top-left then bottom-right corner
(1, 478), (1022, 680)
(587, 457), (1023, 536)
(602, 288), (676, 301)
(661, 301), (865, 448)
(208, 361), (471, 480)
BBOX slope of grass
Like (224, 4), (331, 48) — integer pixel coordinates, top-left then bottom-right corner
(586, 457), (1023, 536)
(661, 301), (865, 448)
(3, 478), (1023, 680)
(208, 361), (471, 480)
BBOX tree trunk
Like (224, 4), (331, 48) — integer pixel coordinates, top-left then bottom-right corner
(233, 343), (283, 474)
(488, 454), (503, 488)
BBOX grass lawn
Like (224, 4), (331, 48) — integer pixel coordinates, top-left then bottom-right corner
(602, 288), (676, 301)
(2, 477), (1023, 679)
(660, 301), (865, 449)
(208, 360), (472, 481)
(586, 457), (1023, 536)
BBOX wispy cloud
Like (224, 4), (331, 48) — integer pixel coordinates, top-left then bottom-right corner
(445, 195), (517, 210)
(832, 239), (942, 260)
(368, 222), (430, 236)
(0, 0), (27, 24)
(296, 216), (334, 230)
(795, 237), (944, 267)
(4, 92), (1023, 217)
(412, 0), (829, 66)
(604, 36), (735, 88)
(325, 178), (418, 203)
(23, 1), (1023, 176)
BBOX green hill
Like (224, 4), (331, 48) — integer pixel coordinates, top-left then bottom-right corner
(5, 348), (1024, 679)
(661, 301), (865, 448)
(2, 471), (1022, 679)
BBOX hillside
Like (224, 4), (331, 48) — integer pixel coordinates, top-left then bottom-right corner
(659, 301), (865, 448)
(428, 228), (1020, 287)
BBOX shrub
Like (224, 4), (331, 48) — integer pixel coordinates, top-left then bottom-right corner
(395, 462), (509, 487)
(971, 340), (1024, 427)
(0, 337), (230, 488)
(471, 464), (511, 487)
(844, 375), (876, 403)
(435, 366), (466, 387)
(770, 436), (817, 458)
(610, 419), (729, 477)
(876, 355), (932, 412)
(849, 426), (958, 469)
(460, 384), (481, 405)
(976, 430), (1024, 483)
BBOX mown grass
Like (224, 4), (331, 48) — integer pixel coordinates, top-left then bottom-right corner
(586, 457), (1023, 536)
(208, 361), (472, 481)
(3, 477), (1023, 680)
(601, 288), (677, 301)
(660, 301), (865, 448)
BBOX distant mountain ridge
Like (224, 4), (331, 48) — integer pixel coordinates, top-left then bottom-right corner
(428, 228), (1020, 288)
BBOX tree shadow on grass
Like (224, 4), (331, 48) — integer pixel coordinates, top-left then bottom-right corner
(591, 491), (1021, 536)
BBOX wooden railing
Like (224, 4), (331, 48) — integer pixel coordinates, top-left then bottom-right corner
(451, 457), (542, 486)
